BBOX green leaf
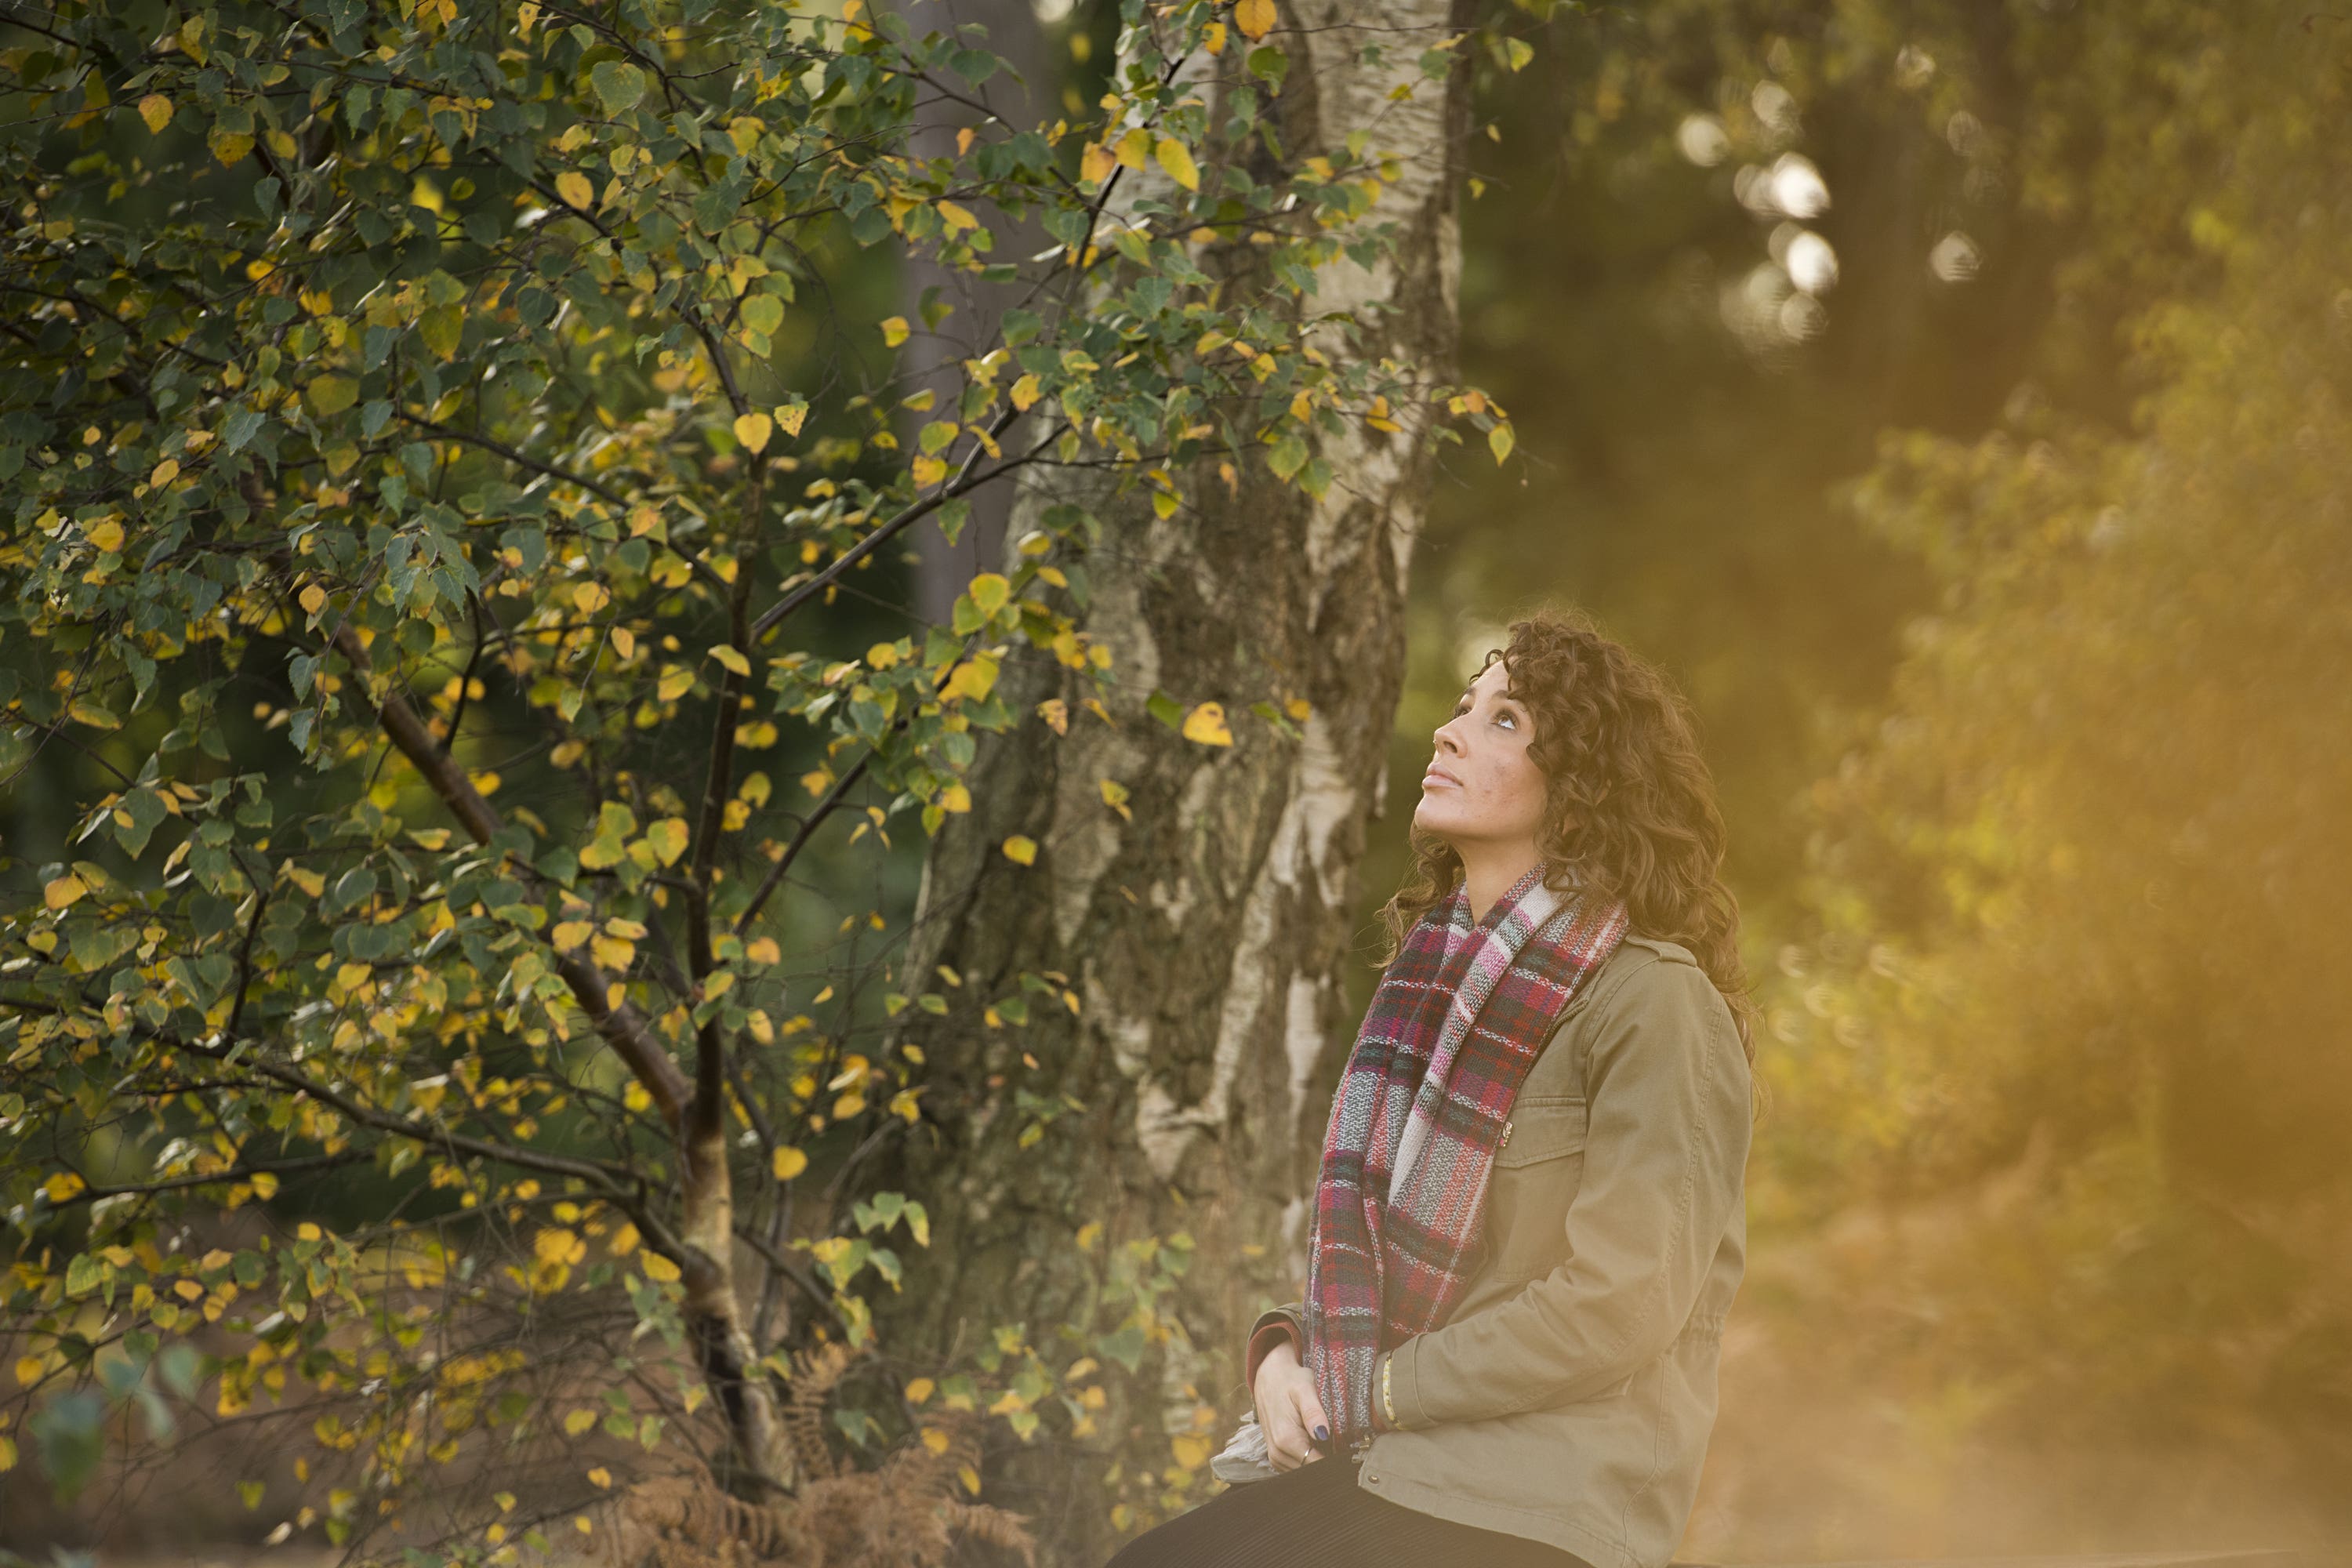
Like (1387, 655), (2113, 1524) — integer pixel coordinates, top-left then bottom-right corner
(307, 376), (359, 416)
(29, 1391), (107, 1501)
(419, 305), (463, 361)
(590, 61), (648, 114)
(740, 294), (784, 336)
(1094, 1324), (1147, 1374)
(1266, 434), (1308, 481)
(1247, 45), (1290, 88)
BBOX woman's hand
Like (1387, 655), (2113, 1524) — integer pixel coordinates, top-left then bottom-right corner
(1250, 1337), (1330, 1471)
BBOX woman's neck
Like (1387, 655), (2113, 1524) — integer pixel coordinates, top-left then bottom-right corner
(1457, 845), (1545, 924)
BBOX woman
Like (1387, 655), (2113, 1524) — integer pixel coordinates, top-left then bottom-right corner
(1108, 609), (1759, 1568)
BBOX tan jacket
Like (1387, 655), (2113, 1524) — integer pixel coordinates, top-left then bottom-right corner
(1243, 933), (1753, 1568)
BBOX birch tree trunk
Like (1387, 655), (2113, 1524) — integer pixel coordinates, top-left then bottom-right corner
(891, 0), (1056, 627)
(877, 0), (1472, 1553)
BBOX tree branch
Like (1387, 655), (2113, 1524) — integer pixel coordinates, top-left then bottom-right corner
(746, 412), (1059, 641)
(327, 622), (694, 1123)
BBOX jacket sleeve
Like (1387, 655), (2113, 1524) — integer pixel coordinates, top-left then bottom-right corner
(1385, 956), (1751, 1429)
(1243, 1301), (1305, 1393)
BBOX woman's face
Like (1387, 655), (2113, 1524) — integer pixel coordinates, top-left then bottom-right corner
(1414, 658), (1550, 851)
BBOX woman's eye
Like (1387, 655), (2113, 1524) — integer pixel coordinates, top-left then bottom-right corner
(1495, 712), (1517, 729)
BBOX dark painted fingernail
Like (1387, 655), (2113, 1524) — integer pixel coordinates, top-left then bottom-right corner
(1312, 1425), (1329, 1443)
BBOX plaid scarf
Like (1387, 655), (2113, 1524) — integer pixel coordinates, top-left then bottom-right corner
(1303, 863), (1629, 1452)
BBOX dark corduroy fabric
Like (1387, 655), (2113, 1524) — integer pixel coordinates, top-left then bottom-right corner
(1102, 1454), (1599, 1568)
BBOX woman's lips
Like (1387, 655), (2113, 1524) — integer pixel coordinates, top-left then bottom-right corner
(1421, 767), (1460, 788)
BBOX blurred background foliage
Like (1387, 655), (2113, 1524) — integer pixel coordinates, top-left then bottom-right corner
(1359, 0), (2352, 1555)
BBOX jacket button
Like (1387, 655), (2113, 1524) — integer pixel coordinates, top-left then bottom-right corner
(1500, 1121), (1513, 1149)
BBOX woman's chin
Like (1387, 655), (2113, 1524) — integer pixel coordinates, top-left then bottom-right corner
(1411, 804), (1463, 840)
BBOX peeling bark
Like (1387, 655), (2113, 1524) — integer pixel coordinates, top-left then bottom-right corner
(875, 0), (1471, 1554)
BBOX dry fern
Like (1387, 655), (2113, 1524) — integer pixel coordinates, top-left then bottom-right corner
(596, 1343), (1036, 1568)
(782, 1338), (853, 1486)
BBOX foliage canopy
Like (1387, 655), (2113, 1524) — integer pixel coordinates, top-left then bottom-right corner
(0, 0), (1501, 1548)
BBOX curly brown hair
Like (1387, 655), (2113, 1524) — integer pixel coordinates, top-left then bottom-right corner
(1379, 607), (1760, 1069)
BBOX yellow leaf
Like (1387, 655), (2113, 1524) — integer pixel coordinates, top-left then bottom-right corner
(588, 1466), (613, 1489)
(775, 401), (809, 437)
(249, 1172), (279, 1200)
(16, 1356), (45, 1388)
(921, 1427), (951, 1453)
(43, 874), (87, 910)
(906, 1377), (937, 1405)
(1234, 0), (1276, 39)
(1490, 421), (1515, 464)
(938, 200), (978, 232)
(1001, 835), (1038, 866)
(1155, 138), (1200, 192)
(1011, 373), (1042, 412)
(771, 1146), (808, 1181)
(0, 1433), (15, 1473)
(911, 455), (947, 488)
(640, 1253), (681, 1283)
(644, 818), (689, 866)
(967, 572), (1011, 616)
(88, 516), (125, 553)
(746, 936), (782, 964)
(555, 170), (593, 209)
(1171, 1433), (1211, 1469)
(138, 94), (173, 134)
(958, 1465), (982, 1495)
(942, 654), (1000, 704)
(612, 626), (637, 659)
(1079, 142), (1116, 185)
(1181, 701), (1234, 746)
(535, 1229), (586, 1265)
(1203, 20), (1228, 53)
(710, 644), (751, 677)
(286, 865), (325, 898)
(659, 664), (695, 701)
(299, 584), (328, 615)
(1116, 128), (1151, 170)
(564, 1408), (597, 1436)
(940, 783), (971, 813)
(880, 316), (911, 348)
(733, 412), (773, 454)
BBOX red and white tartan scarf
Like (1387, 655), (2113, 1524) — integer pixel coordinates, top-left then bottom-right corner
(1303, 862), (1629, 1451)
